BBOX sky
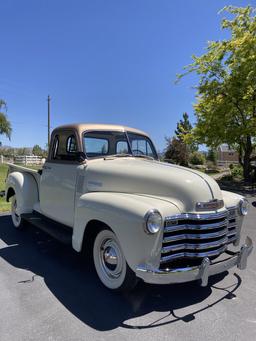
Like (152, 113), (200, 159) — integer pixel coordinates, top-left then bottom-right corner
(0, 0), (251, 151)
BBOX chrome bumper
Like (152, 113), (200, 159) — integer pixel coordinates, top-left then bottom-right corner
(136, 237), (253, 286)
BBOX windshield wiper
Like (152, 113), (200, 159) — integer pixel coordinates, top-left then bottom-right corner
(133, 155), (154, 160)
(104, 153), (133, 159)
(104, 153), (154, 160)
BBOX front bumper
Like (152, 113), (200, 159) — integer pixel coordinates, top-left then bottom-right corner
(136, 236), (253, 286)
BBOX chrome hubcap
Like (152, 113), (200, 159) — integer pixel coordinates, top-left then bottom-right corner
(99, 238), (123, 279)
(103, 246), (118, 270)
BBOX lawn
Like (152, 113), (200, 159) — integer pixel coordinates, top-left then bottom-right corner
(0, 164), (41, 213)
(0, 164), (11, 212)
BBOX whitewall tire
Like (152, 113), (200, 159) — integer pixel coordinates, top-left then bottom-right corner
(11, 195), (24, 229)
(93, 229), (137, 291)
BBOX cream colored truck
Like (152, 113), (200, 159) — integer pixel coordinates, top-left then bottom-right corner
(5, 124), (253, 291)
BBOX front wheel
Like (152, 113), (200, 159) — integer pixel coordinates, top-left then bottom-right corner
(93, 229), (137, 291)
(11, 195), (24, 229)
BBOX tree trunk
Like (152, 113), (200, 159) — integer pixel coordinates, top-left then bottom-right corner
(242, 136), (253, 181)
(243, 154), (251, 181)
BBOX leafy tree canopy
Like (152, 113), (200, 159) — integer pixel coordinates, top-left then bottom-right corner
(177, 6), (256, 180)
(0, 99), (12, 141)
(32, 144), (43, 156)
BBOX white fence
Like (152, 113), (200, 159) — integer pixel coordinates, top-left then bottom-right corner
(0, 155), (45, 165)
(0, 155), (13, 164)
(14, 155), (43, 165)
(217, 160), (239, 167)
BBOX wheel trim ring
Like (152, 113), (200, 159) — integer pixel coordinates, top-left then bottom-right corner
(11, 198), (21, 226)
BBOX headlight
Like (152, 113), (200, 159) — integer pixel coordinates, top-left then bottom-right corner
(238, 198), (249, 216)
(144, 209), (163, 234)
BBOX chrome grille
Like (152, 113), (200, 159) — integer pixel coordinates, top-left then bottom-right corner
(161, 208), (238, 268)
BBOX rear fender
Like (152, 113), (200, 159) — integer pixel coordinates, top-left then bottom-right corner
(6, 172), (39, 215)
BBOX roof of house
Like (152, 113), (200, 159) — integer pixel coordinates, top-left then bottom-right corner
(218, 144), (236, 153)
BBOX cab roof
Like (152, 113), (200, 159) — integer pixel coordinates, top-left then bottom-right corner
(52, 123), (149, 137)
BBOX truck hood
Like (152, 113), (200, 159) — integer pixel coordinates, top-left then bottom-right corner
(85, 158), (223, 213)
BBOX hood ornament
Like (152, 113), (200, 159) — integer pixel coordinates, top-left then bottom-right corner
(196, 199), (224, 211)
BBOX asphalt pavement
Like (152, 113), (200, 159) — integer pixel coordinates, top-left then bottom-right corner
(0, 197), (256, 341)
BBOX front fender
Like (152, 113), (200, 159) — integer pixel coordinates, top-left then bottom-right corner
(73, 192), (180, 271)
(221, 190), (243, 208)
(6, 172), (39, 215)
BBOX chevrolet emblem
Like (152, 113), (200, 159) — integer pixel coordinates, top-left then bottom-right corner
(196, 199), (224, 211)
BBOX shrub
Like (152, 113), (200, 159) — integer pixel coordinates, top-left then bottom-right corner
(221, 174), (233, 181)
(206, 148), (217, 165)
(189, 151), (206, 165)
(231, 165), (243, 178)
(206, 160), (216, 169)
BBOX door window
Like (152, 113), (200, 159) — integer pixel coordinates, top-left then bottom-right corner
(51, 135), (59, 160)
(66, 135), (77, 153)
(51, 132), (78, 161)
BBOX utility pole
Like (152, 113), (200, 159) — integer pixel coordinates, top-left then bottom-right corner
(47, 95), (51, 149)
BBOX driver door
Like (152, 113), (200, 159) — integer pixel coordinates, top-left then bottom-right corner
(40, 130), (81, 227)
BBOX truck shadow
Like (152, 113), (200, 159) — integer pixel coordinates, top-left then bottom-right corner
(0, 215), (241, 331)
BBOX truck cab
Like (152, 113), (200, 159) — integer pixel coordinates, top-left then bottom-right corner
(40, 124), (158, 227)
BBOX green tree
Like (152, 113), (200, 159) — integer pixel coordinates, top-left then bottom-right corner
(32, 144), (43, 156)
(165, 112), (197, 166)
(0, 100), (12, 143)
(175, 112), (192, 139)
(17, 147), (31, 156)
(177, 6), (256, 180)
(175, 112), (198, 152)
(164, 137), (189, 166)
(207, 148), (217, 165)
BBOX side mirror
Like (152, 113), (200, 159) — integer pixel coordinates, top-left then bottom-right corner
(76, 151), (86, 162)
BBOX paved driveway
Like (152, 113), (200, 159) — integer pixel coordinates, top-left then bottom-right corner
(0, 198), (255, 341)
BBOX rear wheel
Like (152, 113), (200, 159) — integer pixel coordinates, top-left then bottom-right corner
(11, 195), (24, 229)
(93, 229), (137, 291)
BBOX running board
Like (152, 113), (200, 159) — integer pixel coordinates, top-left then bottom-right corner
(22, 213), (73, 245)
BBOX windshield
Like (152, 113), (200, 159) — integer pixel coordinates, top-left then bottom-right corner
(83, 130), (158, 160)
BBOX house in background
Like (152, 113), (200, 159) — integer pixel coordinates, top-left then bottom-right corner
(217, 144), (239, 167)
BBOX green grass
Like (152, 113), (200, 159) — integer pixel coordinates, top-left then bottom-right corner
(0, 163), (42, 213)
(0, 164), (11, 212)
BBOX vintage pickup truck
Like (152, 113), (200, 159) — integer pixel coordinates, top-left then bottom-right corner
(5, 123), (253, 291)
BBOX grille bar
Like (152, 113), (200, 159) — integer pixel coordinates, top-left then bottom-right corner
(228, 223), (236, 229)
(163, 228), (228, 243)
(164, 220), (228, 233)
(160, 245), (228, 263)
(165, 211), (228, 222)
(227, 229), (237, 237)
(162, 236), (229, 253)
(228, 235), (237, 243)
